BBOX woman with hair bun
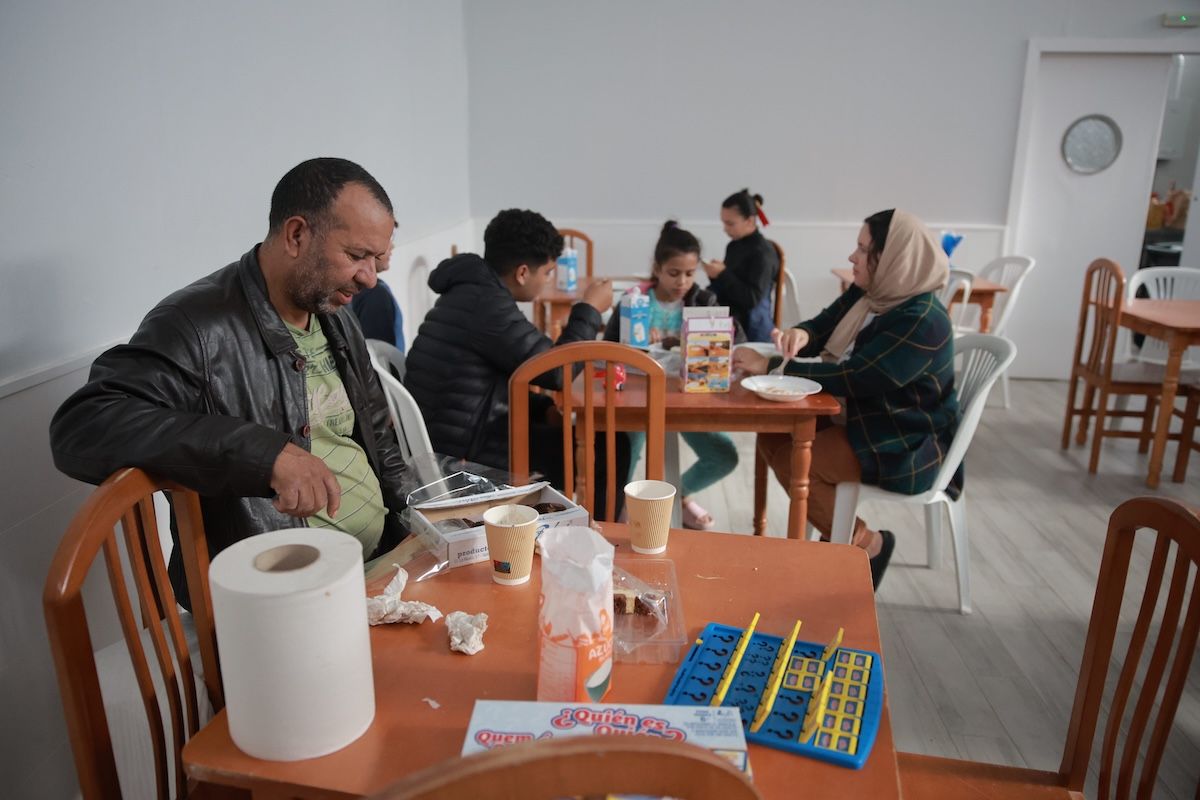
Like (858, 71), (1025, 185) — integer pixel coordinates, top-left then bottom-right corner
(703, 189), (780, 342)
(605, 220), (742, 530)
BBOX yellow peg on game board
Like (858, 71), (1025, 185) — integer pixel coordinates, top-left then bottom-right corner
(750, 619), (802, 733)
(800, 667), (835, 743)
(820, 627), (845, 664)
(711, 612), (760, 707)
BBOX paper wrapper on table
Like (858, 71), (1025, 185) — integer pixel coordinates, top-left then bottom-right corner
(537, 527), (615, 702)
(680, 306), (734, 392)
(619, 286), (651, 347)
(209, 529), (374, 761)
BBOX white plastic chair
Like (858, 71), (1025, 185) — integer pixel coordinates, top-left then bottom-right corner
(367, 338), (407, 381)
(939, 269), (974, 328)
(779, 268), (802, 329)
(1126, 266), (1200, 369)
(826, 333), (1017, 615)
(365, 343), (432, 462)
(955, 255), (1036, 408)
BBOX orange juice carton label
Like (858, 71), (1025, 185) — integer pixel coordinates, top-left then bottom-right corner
(537, 527), (615, 702)
(462, 700), (751, 774)
(681, 307), (734, 393)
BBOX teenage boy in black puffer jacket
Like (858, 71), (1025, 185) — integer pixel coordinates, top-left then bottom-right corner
(405, 209), (616, 506)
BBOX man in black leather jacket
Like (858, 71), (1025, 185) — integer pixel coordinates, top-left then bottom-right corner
(405, 209), (613, 488)
(50, 158), (408, 605)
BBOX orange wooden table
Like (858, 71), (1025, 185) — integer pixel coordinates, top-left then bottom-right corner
(1119, 299), (1200, 488)
(571, 373), (841, 539)
(533, 274), (643, 339)
(183, 526), (901, 799)
(831, 268), (1009, 332)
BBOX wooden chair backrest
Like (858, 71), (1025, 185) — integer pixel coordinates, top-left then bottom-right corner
(1058, 496), (1200, 797)
(372, 734), (761, 800)
(1070, 258), (1126, 382)
(510, 341), (666, 521)
(770, 239), (787, 329)
(44, 468), (221, 800)
(557, 228), (595, 278)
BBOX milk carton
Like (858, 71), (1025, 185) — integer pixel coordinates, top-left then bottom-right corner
(556, 247), (578, 292)
(619, 286), (651, 348)
(681, 306), (734, 393)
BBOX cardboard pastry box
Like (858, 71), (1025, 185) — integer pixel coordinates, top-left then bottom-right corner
(411, 482), (588, 569)
(680, 306), (734, 393)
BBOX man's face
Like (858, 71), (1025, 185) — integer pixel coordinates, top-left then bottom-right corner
(511, 258), (556, 302)
(287, 183), (395, 315)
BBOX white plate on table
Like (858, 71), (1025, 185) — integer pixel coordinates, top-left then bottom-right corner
(741, 375), (822, 402)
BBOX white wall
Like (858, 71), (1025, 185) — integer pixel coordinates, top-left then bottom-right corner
(464, 0), (1200, 367)
(0, 2), (470, 797)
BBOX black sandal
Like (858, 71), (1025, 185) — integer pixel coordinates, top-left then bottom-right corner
(870, 530), (895, 591)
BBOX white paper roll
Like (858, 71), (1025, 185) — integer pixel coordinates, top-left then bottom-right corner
(209, 528), (375, 761)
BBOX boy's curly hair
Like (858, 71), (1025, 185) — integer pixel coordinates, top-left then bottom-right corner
(483, 209), (564, 276)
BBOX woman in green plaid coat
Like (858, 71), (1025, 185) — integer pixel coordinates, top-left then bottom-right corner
(733, 209), (960, 590)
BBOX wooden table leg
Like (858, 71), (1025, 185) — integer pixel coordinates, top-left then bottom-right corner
(786, 418), (816, 540)
(753, 440), (767, 536)
(1147, 339), (1185, 488)
(977, 297), (995, 333)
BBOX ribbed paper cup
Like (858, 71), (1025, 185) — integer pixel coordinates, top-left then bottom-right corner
(482, 504), (540, 585)
(624, 480), (677, 554)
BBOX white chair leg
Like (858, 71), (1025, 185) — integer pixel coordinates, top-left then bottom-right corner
(946, 497), (972, 615)
(924, 503), (943, 568)
(830, 483), (861, 545)
(1000, 371), (1011, 409)
(665, 432), (682, 528)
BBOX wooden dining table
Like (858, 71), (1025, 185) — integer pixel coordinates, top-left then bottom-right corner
(1119, 298), (1200, 488)
(570, 373), (841, 539)
(183, 526), (901, 799)
(533, 274), (643, 339)
(831, 268), (1009, 333)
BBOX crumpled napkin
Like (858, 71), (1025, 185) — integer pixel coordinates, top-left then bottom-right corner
(445, 611), (488, 655)
(366, 566), (443, 626)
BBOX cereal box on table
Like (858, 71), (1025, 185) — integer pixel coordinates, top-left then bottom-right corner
(462, 699), (750, 774)
(680, 306), (734, 393)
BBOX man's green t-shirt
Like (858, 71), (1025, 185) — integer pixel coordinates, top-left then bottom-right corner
(287, 317), (386, 559)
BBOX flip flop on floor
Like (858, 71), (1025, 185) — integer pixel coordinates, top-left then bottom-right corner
(681, 498), (715, 531)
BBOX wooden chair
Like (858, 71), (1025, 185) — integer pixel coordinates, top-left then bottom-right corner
(44, 468), (224, 800)
(900, 495), (1200, 799)
(1062, 259), (1176, 474)
(770, 239), (787, 329)
(1174, 383), (1200, 482)
(371, 735), (761, 800)
(557, 228), (594, 278)
(510, 341), (666, 521)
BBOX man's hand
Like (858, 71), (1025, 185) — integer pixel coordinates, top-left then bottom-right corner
(732, 346), (770, 376)
(702, 259), (726, 280)
(773, 327), (810, 361)
(582, 278), (613, 314)
(270, 442), (341, 518)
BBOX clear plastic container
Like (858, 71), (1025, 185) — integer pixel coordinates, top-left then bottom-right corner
(613, 556), (686, 664)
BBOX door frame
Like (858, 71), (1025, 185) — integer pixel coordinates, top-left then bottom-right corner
(1005, 38), (1200, 252)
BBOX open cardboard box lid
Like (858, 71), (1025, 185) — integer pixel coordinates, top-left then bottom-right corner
(410, 480), (551, 512)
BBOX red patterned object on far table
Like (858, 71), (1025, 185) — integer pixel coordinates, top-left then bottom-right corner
(593, 363), (627, 391)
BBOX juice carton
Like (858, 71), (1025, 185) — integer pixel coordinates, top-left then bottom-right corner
(556, 247), (578, 292)
(619, 287), (651, 348)
(680, 306), (734, 393)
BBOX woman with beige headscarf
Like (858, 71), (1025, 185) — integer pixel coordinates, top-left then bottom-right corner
(732, 210), (960, 591)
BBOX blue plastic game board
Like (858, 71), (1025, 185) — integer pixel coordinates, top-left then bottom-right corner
(664, 620), (884, 769)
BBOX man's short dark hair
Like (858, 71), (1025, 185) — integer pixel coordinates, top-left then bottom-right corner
(268, 157), (393, 234)
(483, 209), (564, 276)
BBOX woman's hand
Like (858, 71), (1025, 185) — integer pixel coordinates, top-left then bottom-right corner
(702, 259), (726, 280)
(772, 327), (810, 361)
(732, 346), (770, 376)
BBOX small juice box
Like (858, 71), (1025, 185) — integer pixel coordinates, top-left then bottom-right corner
(619, 287), (651, 348)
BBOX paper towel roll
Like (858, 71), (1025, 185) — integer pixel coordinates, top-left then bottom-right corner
(209, 528), (375, 760)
